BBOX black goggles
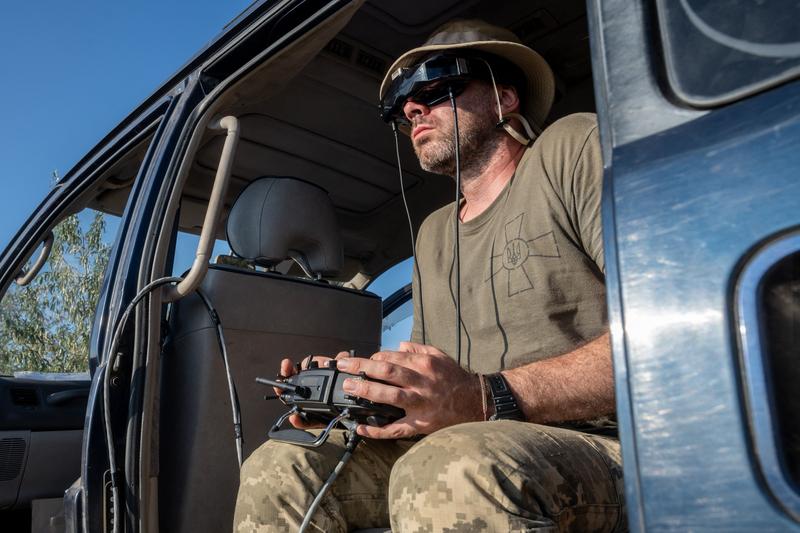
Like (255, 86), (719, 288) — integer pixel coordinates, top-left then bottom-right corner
(379, 54), (490, 124)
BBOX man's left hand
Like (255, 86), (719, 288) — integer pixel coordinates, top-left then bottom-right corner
(335, 341), (482, 439)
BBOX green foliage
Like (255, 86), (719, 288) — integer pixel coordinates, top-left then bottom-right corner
(0, 211), (111, 375)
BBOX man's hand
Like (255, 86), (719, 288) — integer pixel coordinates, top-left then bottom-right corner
(276, 351), (351, 429)
(335, 341), (482, 439)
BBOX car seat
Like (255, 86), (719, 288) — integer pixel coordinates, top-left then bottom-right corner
(159, 176), (382, 533)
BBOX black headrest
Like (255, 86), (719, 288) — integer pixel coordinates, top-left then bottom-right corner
(226, 177), (343, 276)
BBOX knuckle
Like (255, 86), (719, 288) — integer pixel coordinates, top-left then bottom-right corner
(354, 380), (369, 396)
(383, 362), (398, 380)
(417, 357), (433, 373)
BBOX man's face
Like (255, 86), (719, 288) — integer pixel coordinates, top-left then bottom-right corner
(403, 80), (502, 177)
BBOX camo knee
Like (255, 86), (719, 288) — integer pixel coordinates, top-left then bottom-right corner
(387, 421), (625, 533)
(233, 435), (346, 533)
(234, 431), (411, 532)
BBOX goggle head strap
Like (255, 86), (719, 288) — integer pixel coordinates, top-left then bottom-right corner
(380, 54), (487, 123)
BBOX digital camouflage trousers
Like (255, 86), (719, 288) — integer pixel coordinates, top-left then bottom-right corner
(234, 421), (626, 532)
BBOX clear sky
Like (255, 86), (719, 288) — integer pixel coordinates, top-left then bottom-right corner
(0, 1), (252, 251)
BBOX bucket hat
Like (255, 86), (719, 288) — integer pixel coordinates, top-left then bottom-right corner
(379, 19), (555, 128)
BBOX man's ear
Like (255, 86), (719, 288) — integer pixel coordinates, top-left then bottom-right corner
(498, 85), (521, 116)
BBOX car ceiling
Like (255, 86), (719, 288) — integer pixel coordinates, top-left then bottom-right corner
(93, 0), (594, 281)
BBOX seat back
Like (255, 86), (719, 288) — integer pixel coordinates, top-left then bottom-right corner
(160, 266), (381, 532)
(159, 176), (380, 532)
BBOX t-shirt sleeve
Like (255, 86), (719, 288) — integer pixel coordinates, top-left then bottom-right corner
(538, 113), (605, 273)
(571, 123), (605, 273)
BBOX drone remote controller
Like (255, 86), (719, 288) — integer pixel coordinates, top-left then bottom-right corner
(257, 359), (405, 447)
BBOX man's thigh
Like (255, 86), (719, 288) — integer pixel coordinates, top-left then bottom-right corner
(388, 421), (626, 532)
(235, 430), (413, 532)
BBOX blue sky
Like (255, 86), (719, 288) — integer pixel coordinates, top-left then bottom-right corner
(0, 1), (252, 251)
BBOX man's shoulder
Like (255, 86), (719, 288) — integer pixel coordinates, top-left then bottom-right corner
(540, 112), (598, 140)
(419, 201), (455, 238)
(519, 112), (599, 171)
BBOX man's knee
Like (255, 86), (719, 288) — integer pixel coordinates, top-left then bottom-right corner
(388, 422), (624, 532)
(388, 422), (529, 531)
(234, 437), (342, 532)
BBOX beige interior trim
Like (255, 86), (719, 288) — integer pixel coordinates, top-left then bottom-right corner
(15, 232), (54, 287)
(163, 116), (240, 303)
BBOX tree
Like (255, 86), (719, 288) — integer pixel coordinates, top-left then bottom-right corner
(0, 210), (111, 375)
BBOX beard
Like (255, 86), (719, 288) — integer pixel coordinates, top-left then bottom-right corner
(412, 85), (504, 179)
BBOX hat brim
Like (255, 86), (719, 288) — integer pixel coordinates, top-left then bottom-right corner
(379, 40), (555, 127)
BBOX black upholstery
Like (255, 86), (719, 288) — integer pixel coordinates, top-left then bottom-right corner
(159, 176), (381, 532)
(227, 177), (343, 276)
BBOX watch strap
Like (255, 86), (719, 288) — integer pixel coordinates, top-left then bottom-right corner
(486, 373), (524, 421)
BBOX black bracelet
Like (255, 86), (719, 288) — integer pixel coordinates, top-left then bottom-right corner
(485, 373), (524, 421)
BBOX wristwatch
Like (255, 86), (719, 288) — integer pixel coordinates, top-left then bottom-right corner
(485, 373), (525, 421)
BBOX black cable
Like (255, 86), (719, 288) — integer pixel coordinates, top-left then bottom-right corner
(391, 121), (425, 343)
(102, 276), (183, 533)
(449, 86), (463, 368)
(391, 122), (417, 256)
(195, 287), (243, 468)
(298, 424), (361, 533)
(102, 276), (244, 533)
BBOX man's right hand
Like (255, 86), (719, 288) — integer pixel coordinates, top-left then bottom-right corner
(276, 351), (352, 429)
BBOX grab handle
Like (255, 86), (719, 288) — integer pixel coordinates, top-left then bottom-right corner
(163, 115), (240, 302)
(15, 231), (54, 286)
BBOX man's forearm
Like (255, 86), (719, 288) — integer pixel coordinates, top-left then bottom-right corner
(501, 331), (615, 424)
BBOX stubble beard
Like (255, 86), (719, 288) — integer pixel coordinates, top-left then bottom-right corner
(412, 89), (504, 182)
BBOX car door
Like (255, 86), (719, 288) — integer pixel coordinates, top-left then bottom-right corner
(0, 97), (171, 531)
(588, 0), (800, 530)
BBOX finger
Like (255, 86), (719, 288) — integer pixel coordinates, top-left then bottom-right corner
(371, 350), (413, 364)
(337, 357), (421, 386)
(274, 359), (295, 396)
(342, 378), (418, 408)
(334, 351), (352, 360)
(300, 355), (333, 370)
(356, 419), (417, 439)
(280, 358), (296, 377)
(397, 341), (421, 353)
(371, 350), (433, 373)
(396, 342), (445, 357)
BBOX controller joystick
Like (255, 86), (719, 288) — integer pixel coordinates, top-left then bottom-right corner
(257, 354), (405, 447)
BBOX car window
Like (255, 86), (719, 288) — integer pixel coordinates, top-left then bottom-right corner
(0, 208), (120, 376)
(169, 229), (232, 277)
(655, 0), (800, 106)
(0, 129), (156, 378)
(367, 258), (414, 350)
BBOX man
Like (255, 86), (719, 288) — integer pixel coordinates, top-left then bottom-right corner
(235, 20), (625, 532)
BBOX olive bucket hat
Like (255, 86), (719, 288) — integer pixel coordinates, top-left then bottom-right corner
(379, 19), (555, 129)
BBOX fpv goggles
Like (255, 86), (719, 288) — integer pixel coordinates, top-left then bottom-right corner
(379, 54), (492, 124)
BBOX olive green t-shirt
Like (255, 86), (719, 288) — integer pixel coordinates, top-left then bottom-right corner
(410, 113), (606, 373)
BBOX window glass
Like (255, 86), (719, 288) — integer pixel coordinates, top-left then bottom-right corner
(0, 209), (120, 376)
(366, 258), (414, 350)
(655, 0), (800, 106)
(382, 297), (413, 351)
(169, 230), (232, 277)
(0, 129), (155, 378)
(367, 258), (413, 299)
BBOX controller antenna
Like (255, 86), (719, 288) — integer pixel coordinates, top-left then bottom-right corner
(255, 377), (311, 399)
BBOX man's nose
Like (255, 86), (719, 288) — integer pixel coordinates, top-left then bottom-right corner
(403, 99), (429, 122)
